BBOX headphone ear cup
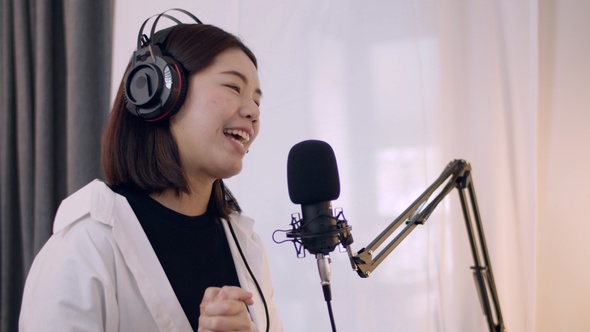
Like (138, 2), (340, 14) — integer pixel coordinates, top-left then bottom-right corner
(124, 51), (188, 122)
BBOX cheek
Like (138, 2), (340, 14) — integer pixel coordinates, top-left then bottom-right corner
(176, 84), (225, 118)
(173, 101), (219, 132)
(204, 93), (235, 115)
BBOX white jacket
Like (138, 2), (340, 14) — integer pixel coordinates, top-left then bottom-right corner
(19, 180), (283, 332)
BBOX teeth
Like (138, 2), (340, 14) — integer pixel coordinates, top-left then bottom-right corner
(224, 129), (250, 145)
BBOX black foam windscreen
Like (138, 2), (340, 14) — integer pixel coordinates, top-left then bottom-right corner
(287, 140), (341, 205)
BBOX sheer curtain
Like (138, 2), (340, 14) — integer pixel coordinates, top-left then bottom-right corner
(112, 1), (536, 331)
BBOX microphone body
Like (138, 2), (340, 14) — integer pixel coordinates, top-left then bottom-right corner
(298, 202), (340, 255)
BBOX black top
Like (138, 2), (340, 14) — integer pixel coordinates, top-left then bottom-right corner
(115, 187), (241, 331)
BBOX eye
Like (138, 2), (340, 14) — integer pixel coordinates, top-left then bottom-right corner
(225, 84), (241, 93)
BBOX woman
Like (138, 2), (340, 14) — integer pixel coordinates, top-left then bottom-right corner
(19, 10), (283, 332)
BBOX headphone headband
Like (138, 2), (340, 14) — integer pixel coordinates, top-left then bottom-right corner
(135, 8), (202, 50)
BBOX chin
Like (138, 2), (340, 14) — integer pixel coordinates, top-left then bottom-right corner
(220, 164), (243, 179)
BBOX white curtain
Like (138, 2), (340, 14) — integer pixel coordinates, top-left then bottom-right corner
(113, 1), (536, 331)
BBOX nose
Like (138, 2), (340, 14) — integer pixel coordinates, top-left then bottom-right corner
(241, 99), (260, 123)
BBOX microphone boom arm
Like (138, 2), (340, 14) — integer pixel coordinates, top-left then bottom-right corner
(349, 159), (505, 332)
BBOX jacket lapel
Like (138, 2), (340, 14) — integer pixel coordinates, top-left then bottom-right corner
(95, 181), (193, 331)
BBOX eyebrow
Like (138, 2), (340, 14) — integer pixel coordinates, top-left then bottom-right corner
(220, 70), (263, 98)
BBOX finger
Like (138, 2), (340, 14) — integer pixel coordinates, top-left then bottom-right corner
(216, 286), (254, 305)
(202, 298), (247, 316)
(199, 315), (252, 332)
(199, 300), (252, 331)
(200, 287), (222, 309)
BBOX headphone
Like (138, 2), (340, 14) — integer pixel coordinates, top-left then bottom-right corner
(124, 8), (202, 122)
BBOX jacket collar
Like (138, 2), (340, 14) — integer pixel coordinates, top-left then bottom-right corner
(53, 180), (192, 331)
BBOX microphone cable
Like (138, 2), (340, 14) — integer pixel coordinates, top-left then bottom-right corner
(226, 220), (270, 332)
(323, 284), (337, 332)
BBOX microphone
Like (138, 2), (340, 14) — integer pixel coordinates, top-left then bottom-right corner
(287, 140), (341, 255)
(286, 140), (354, 305)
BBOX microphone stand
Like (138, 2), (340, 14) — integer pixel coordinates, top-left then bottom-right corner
(347, 159), (505, 332)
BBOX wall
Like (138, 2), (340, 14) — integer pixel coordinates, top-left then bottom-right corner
(537, 0), (590, 331)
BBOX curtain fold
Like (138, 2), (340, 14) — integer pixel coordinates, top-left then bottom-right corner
(0, 1), (113, 330)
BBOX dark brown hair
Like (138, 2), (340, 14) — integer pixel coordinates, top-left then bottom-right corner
(101, 24), (257, 219)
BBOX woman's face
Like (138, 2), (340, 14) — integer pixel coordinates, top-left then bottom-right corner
(170, 48), (261, 183)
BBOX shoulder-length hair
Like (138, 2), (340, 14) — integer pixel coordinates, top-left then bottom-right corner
(101, 24), (257, 220)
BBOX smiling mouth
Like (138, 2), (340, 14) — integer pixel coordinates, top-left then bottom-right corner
(223, 129), (251, 147)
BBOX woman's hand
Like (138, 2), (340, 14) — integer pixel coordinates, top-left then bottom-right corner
(198, 286), (254, 332)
